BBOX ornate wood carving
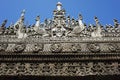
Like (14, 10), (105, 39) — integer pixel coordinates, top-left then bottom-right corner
(0, 2), (120, 77)
(13, 44), (26, 53)
(87, 43), (100, 53)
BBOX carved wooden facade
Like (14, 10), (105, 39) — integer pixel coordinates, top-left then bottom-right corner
(0, 2), (120, 80)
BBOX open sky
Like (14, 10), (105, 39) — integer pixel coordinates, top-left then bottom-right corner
(0, 0), (120, 26)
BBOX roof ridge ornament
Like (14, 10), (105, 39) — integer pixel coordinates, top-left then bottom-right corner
(21, 9), (26, 17)
(57, 2), (62, 11)
(0, 2), (119, 38)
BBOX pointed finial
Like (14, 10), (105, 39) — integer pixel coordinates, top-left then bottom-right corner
(36, 15), (40, 21)
(0, 19), (7, 27)
(114, 19), (119, 27)
(67, 15), (70, 20)
(94, 16), (99, 24)
(56, 2), (62, 10)
(79, 14), (83, 20)
(57, 2), (62, 6)
(21, 9), (26, 17)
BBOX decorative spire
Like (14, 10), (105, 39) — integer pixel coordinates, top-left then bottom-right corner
(79, 14), (83, 20)
(35, 15), (40, 21)
(113, 19), (119, 28)
(35, 15), (40, 27)
(94, 16), (99, 24)
(56, 2), (62, 11)
(0, 19), (7, 27)
(21, 9), (26, 17)
(78, 14), (84, 29)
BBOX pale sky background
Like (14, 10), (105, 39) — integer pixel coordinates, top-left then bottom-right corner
(0, 0), (120, 26)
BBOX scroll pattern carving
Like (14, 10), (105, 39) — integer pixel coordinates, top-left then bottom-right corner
(0, 62), (119, 76)
(107, 44), (120, 52)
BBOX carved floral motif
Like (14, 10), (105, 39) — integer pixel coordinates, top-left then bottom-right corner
(32, 44), (44, 53)
(13, 44), (26, 53)
(87, 43), (100, 53)
(70, 44), (81, 52)
(50, 43), (63, 53)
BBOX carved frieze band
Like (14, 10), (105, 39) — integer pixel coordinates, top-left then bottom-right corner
(0, 62), (119, 76)
(0, 43), (120, 53)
